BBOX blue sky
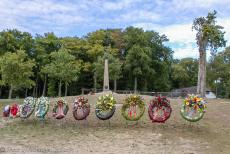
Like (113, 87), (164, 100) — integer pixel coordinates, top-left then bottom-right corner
(0, 0), (230, 59)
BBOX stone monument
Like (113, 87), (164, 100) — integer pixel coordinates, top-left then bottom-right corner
(103, 58), (109, 91)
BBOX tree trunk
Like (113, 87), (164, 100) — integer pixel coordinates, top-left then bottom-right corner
(42, 74), (47, 96)
(25, 88), (28, 98)
(134, 77), (137, 94)
(94, 72), (97, 93)
(58, 80), (62, 97)
(32, 86), (35, 97)
(197, 46), (206, 97)
(143, 79), (148, 91)
(65, 82), (68, 97)
(0, 86), (2, 97)
(113, 79), (117, 92)
(8, 84), (13, 99)
(35, 75), (38, 97)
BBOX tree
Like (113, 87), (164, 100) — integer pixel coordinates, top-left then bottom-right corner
(0, 29), (34, 56)
(171, 58), (198, 88)
(192, 10), (226, 97)
(0, 50), (35, 99)
(124, 45), (152, 93)
(42, 48), (80, 97)
(34, 32), (61, 96)
(207, 47), (230, 98)
(144, 31), (173, 91)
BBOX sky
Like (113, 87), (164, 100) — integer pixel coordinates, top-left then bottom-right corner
(0, 0), (230, 59)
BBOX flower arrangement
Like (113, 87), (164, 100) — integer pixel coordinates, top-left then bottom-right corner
(73, 96), (90, 120)
(96, 94), (116, 111)
(10, 103), (20, 118)
(95, 94), (116, 120)
(35, 96), (50, 120)
(19, 97), (36, 119)
(121, 95), (145, 121)
(3, 103), (20, 118)
(183, 94), (207, 112)
(3, 105), (10, 117)
(148, 96), (172, 123)
(180, 94), (207, 122)
(53, 98), (69, 119)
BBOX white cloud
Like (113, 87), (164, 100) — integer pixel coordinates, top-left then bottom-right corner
(119, 10), (160, 22)
(0, 0), (88, 34)
(218, 18), (230, 46)
(103, 0), (135, 10)
(133, 22), (197, 59)
(161, 24), (198, 59)
(133, 17), (230, 59)
(173, 46), (198, 59)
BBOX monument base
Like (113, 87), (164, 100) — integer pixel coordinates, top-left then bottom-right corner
(97, 90), (113, 95)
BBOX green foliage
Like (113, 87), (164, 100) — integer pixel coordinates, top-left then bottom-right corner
(42, 47), (80, 84)
(207, 47), (230, 98)
(0, 50), (35, 89)
(192, 10), (226, 53)
(0, 29), (34, 56)
(47, 79), (57, 96)
(0, 24), (228, 98)
(172, 58), (198, 88)
(125, 45), (152, 77)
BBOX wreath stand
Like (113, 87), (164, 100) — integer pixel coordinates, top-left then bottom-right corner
(180, 95), (207, 124)
(122, 95), (145, 127)
(52, 98), (69, 128)
(73, 96), (90, 128)
(34, 97), (50, 128)
(148, 97), (172, 124)
(125, 105), (139, 127)
(74, 109), (90, 128)
(95, 106), (115, 128)
(19, 97), (36, 126)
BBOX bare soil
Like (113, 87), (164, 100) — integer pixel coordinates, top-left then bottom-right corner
(0, 94), (230, 154)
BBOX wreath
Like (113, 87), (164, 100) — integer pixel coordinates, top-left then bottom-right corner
(35, 97), (50, 120)
(180, 94), (207, 122)
(3, 105), (10, 117)
(10, 103), (20, 118)
(53, 98), (69, 119)
(19, 97), (36, 119)
(148, 96), (172, 123)
(73, 96), (90, 120)
(95, 94), (116, 120)
(121, 95), (145, 121)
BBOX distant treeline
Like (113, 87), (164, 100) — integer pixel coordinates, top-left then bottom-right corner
(0, 28), (229, 98)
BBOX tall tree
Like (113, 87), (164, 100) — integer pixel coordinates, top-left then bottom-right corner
(42, 48), (80, 97)
(34, 32), (61, 96)
(193, 10), (226, 97)
(0, 50), (35, 99)
(124, 45), (152, 93)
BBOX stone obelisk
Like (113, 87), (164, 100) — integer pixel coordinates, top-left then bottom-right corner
(103, 58), (109, 91)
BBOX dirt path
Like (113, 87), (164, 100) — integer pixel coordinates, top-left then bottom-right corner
(0, 95), (230, 154)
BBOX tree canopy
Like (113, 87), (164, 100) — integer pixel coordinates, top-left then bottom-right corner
(0, 20), (229, 98)
(0, 50), (35, 98)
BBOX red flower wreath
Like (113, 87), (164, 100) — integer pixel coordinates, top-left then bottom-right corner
(148, 96), (172, 123)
